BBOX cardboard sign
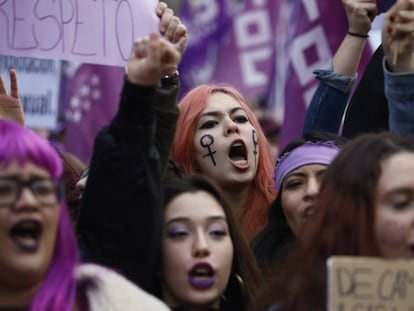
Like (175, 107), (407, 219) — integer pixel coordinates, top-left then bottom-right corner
(0, 56), (61, 129)
(0, 0), (159, 66)
(327, 256), (414, 310)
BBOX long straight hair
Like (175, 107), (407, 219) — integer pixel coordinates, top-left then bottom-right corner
(163, 175), (262, 310)
(0, 120), (78, 311)
(260, 132), (414, 310)
(170, 84), (276, 238)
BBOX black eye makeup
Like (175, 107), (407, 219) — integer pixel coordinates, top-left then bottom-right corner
(199, 120), (218, 130)
(233, 115), (248, 123)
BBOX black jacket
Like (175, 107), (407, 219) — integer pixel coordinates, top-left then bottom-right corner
(77, 79), (165, 294)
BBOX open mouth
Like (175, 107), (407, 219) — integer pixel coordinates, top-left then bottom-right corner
(10, 220), (42, 252)
(188, 263), (215, 289)
(229, 141), (249, 169)
(304, 206), (315, 219)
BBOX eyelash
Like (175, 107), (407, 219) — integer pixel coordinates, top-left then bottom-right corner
(284, 180), (303, 190)
(209, 229), (227, 237)
(167, 230), (189, 239)
(233, 115), (248, 123)
(200, 120), (218, 129)
(392, 200), (412, 211)
(166, 228), (228, 239)
(199, 115), (248, 129)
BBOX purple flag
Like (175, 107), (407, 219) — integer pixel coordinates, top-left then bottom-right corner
(62, 64), (124, 164)
(377, 0), (396, 13)
(267, 0), (373, 152)
(179, 0), (278, 100)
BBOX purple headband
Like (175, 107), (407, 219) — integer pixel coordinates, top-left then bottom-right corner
(274, 141), (341, 191)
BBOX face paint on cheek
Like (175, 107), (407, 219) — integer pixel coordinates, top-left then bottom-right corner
(377, 218), (407, 248)
(200, 134), (217, 166)
(252, 130), (258, 167)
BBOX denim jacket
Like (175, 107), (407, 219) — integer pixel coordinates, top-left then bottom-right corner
(383, 58), (414, 139)
(303, 61), (355, 134)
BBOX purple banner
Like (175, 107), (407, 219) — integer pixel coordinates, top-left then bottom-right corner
(62, 63), (124, 164)
(179, 0), (278, 100)
(179, 0), (375, 156)
(267, 0), (373, 151)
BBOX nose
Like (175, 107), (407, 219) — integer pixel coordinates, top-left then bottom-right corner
(304, 177), (319, 201)
(14, 187), (38, 211)
(224, 118), (239, 136)
(192, 231), (210, 257)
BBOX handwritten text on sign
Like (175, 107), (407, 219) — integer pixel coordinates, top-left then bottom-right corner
(0, 0), (159, 66)
(327, 256), (414, 311)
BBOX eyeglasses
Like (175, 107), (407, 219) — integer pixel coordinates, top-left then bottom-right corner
(0, 177), (64, 207)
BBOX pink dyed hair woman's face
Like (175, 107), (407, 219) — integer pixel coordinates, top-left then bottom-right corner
(192, 92), (259, 189)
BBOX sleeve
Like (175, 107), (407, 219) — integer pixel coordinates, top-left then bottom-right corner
(383, 58), (414, 139)
(303, 61), (355, 134)
(77, 77), (163, 295)
(154, 76), (180, 174)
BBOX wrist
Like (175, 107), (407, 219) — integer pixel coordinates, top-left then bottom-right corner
(160, 70), (180, 88)
(347, 30), (369, 39)
(162, 70), (179, 80)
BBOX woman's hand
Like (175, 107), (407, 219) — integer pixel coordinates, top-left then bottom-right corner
(0, 69), (25, 125)
(382, 0), (414, 72)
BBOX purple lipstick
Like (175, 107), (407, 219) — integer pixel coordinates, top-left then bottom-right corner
(188, 262), (215, 289)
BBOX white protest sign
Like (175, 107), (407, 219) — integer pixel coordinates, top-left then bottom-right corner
(327, 256), (414, 311)
(0, 0), (159, 66)
(0, 56), (61, 129)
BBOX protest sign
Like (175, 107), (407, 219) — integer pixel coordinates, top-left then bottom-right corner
(0, 55), (61, 129)
(327, 256), (414, 311)
(0, 0), (158, 66)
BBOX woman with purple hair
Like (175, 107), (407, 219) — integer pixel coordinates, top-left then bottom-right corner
(0, 120), (169, 310)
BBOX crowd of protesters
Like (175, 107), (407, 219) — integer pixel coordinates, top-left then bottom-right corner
(1, 0), (414, 310)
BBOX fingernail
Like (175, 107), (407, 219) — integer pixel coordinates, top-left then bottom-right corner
(390, 15), (395, 22)
(388, 26), (393, 34)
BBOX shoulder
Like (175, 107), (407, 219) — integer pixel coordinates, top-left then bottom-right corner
(75, 264), (170, 311)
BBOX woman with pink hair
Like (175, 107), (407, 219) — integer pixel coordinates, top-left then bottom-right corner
(170, 84), (276, 239)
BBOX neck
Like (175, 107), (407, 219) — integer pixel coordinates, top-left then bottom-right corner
(220, 183), (249, 217)
(0, 283), (39, 309)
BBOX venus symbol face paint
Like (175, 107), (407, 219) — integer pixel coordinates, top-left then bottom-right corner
(200, 134), (217, 167)
(193, 92), (258, 188)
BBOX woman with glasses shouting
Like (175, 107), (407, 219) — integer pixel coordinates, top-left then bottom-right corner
(0, 120), (169, 311)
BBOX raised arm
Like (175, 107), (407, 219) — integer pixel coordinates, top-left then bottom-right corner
(77, 33), (180, 294)
(154, 2), (188, 173)
(382, 0), (414, 138)
(303, 0), (377, 133)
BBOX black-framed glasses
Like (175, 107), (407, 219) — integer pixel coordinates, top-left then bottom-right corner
(0, 177), (64, 207)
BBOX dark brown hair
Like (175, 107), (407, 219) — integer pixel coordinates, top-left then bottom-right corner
(163, 175), (262, 310)
(259, 132), (414, 310)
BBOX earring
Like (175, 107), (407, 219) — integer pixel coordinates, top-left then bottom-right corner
(233, 273), (244, 287)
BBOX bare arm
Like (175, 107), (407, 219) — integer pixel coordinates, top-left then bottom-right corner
(333, 0), (378, 75)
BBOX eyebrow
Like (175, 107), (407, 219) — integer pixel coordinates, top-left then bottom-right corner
(165, 215), (227, 226)
(383, 187), (414, 198)
(199, 107), (244, 119)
